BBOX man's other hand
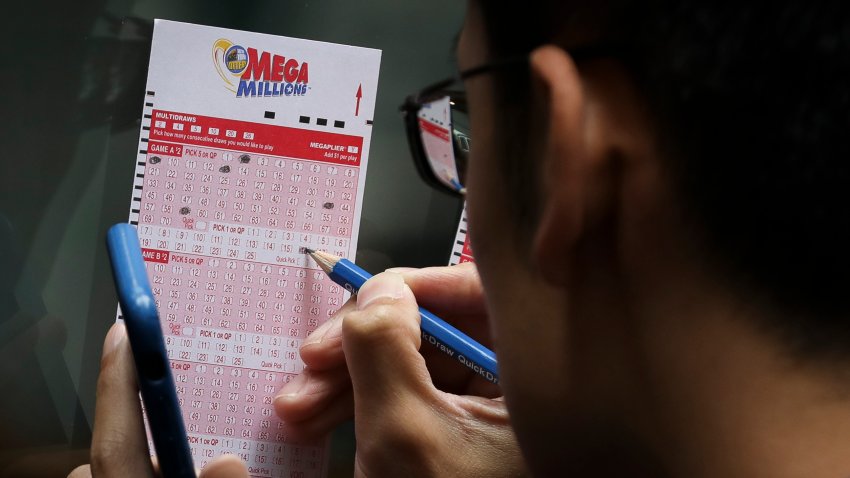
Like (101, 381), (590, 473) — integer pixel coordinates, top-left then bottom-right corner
(68, 323), (248, 478)
(275, 264), (528, 477)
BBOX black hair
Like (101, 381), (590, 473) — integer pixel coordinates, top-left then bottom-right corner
(479, 0), (850, 356)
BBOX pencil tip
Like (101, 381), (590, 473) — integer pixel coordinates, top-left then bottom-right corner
(304, 247), (315, 254)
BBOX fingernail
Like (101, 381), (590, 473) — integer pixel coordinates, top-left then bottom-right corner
(304, 321), (343, 349)
(356, 272), (406, 310)
(302, 318), (336, 347)
(103, 322), (126, 357)
(276, 371), (308, 399)
(301, 329), (325, 348)
(385, 267), (417, 274)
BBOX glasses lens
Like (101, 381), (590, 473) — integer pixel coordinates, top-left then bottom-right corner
(450, 101), (470, 187)
(416, 95), (468, 193)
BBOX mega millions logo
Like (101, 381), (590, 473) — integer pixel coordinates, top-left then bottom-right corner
(212, 39), (309, 98)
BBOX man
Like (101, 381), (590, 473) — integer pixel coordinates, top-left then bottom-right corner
(72, 0), (850, 476)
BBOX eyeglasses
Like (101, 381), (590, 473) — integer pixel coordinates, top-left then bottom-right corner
(400, 57), (528, 197)
(400, 46), (615, 197)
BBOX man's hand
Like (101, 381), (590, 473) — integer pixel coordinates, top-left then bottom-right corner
(274, 264), (528, 477)
(68, 323), (248, 478)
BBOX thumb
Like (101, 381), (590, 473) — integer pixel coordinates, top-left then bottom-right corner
(343, 272), (432, 410)
(198, 454), (249, 478)
(390, 263), (485, 316)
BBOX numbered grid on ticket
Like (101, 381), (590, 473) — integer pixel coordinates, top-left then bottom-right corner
(132, 118), (356, 476)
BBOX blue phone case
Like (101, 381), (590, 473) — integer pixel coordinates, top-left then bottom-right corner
(106, 223), (195, 478)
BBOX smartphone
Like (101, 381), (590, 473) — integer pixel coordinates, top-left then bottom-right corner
(106, 223), (195, 478)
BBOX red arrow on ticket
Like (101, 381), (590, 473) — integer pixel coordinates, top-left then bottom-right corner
(355, 84), (362, 116)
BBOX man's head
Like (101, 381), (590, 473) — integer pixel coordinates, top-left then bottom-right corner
(459, 0), (850, 474)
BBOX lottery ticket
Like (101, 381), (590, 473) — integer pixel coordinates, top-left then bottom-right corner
(119, 19), (381, 477)
(448, 203), (473, 265)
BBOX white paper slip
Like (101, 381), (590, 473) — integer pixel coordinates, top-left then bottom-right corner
(119, 19), (381, 477)
(448, 203), (473, 265)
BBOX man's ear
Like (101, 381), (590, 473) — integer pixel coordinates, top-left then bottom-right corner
(528, 45), (590, 286)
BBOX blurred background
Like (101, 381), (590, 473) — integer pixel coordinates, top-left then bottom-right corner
(0, 0), (465, 475)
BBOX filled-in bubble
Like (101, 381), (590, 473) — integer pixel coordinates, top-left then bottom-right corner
(322, 202), (334, 209)
(219, 165), (231, 173)
(149, 156), (161, 164)
(179, 207), (190, 215)
(239, 154), (251, 164)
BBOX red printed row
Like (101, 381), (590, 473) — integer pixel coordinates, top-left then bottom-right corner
(149, 110), (363, 166)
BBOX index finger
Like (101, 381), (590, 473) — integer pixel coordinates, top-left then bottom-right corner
(90, 323), (156, 478)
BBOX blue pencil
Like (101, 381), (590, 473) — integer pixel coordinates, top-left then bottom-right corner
(305, 249), (499, 384)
